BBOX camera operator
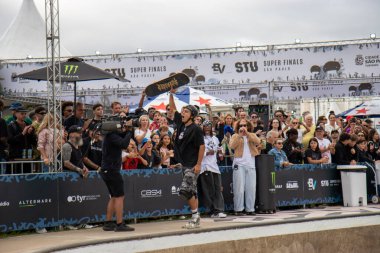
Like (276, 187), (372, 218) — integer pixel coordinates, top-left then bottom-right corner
(100, 116), (135, 232)
(61, 125), (89, 177)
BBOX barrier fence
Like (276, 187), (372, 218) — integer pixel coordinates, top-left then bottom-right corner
(0, 164), (376, 233)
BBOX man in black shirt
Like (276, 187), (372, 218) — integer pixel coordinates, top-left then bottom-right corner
(332, 133), (355, 165)
(100, 120), (135, 232)
(283, 128), (303, 164)
(7, 107), (37, 173)
(82, 124), (103, 171)
(63, 102), (85, 131)
(169, 89), (205, 229)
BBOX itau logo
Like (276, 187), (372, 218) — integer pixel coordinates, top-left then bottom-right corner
(355, 55), (364, 65)
(171, 186), (180, 195)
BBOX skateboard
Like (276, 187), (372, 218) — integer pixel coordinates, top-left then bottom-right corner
(145, 73), (189, 97)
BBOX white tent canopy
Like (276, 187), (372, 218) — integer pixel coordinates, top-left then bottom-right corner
(0, 0), (71, 59)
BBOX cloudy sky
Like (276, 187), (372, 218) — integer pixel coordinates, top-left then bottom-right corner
(0, 0), (379, 56)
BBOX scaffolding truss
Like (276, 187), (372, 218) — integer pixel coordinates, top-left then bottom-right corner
(45, 0), (62, 172)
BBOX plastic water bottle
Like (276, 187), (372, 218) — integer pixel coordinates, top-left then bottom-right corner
(22, 149), (26, 159)
(27, 149), (33, 159)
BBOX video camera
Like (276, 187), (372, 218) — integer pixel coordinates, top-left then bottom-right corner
(99, 107), (148, 134)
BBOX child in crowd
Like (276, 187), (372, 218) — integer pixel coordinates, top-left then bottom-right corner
(304, 138), (329, 164)
(157, 134), (174, 168)
(149, 111), (161, 131)
(151, 133), (160, 148)
(122, 139), (147, 169)
(138, 138), (160, 168)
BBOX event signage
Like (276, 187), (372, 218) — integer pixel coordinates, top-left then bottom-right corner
(1, 41), (380, 105)
(0, 164), (376, 232)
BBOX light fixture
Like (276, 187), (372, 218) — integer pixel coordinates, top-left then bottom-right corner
(95, 50), (101, 55)
(26, 55), (32, 59)
(137, 48), (142, 53)
(370, 33), (376, 39)
(295, 38), (301, 44)
(236, 42), (241, 47)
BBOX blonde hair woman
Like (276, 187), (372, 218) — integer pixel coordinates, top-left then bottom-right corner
(37, 113), (66, 172)
(134, 114), (152, 149)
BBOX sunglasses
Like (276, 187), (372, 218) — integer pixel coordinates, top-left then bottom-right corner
(251, 116), (258, 118)
(292, 122), (299, 124)
(239, 124), (247, 127)
(275, 115), (282, 117)
(276, 142), (283, 145)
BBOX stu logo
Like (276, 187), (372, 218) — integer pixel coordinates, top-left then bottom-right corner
(64, 65), (78, 75)
(212, 63), (226, 74)
(235, 61), (258, 73)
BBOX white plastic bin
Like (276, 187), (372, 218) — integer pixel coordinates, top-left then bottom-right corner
(375, 162), (380, 192)
(337, 165), (367, 207)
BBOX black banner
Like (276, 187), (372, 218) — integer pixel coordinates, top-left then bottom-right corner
(58, 173), (109, 226)
(275, 167), (304, 206)
(0, 174), (59, 232)
(0, 164), (355, 232)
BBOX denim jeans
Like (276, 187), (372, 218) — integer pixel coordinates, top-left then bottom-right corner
(233, 165), (256, 212)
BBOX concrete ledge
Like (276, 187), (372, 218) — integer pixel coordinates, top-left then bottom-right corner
(142, 225), (380, 253)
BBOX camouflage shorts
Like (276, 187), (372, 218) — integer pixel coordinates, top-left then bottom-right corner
(180, 167), (198, 198)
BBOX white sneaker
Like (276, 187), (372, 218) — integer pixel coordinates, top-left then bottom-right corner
(66, 225), (78, 230)
(81, 224), (95, 229)
(182, 216), (200, 229)
(35, 228), (47, 234)
(211, 212), (227, 218)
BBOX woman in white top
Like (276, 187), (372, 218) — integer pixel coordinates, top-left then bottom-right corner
(37, 113), (66, 172)
(134, 115), (152, 149)
(325, 113), (342, 135)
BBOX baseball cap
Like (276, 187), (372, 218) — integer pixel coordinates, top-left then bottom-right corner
(315, 126), (324, 131)
(68, 125), (82, 134)
(142, 138), (150, 145)
(9, 102), (22, 110)
(15, 107), (28, 113)
(224, 125), (234, 135)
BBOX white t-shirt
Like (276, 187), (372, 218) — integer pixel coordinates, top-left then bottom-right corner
(134, 128), (152, 148)
(233, 136), (256, 168)
(201, 136), (221, 174)
(297, 128), (305, 144)
(325, 124), (341, 135)
(317, 137), (332, 162)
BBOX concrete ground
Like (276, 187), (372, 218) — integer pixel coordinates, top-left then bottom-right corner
(1, 205), (380, 253)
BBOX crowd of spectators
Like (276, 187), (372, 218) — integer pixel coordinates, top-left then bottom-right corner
(1, 97), (378, 172)
(0, 96), (378, 216)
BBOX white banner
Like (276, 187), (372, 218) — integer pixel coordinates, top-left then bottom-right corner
(1, 41), (379, 105)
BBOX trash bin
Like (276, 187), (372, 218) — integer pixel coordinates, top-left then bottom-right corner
(375, 162), (380, 195)
(337, 165), (367, 207)
(255, 154), (276, 213)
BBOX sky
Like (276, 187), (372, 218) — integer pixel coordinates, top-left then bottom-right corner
(0, 0), (379, 56)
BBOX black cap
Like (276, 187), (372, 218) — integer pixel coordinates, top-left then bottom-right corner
(315, 126), (324, 131)
(365, 119), (373, 124)
(68, 125), (82, 134)
(15, 107), (28, 113)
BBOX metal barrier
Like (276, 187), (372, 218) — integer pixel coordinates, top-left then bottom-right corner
(0, 160), (62, 175)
